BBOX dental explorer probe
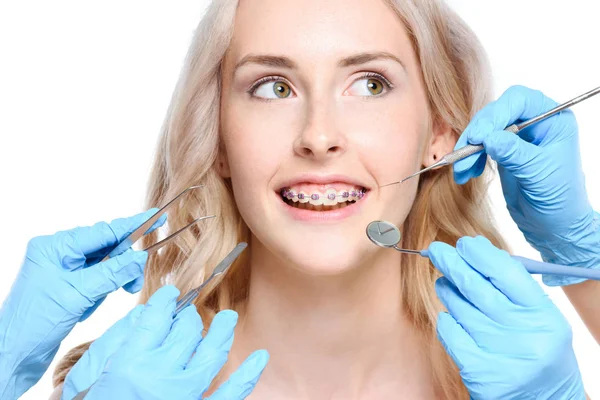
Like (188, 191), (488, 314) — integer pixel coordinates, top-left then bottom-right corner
(380, 85), (600, 187)
(366, 220), (600, 281)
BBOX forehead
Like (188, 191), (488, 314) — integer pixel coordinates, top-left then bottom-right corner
(226, 0), (414, 64)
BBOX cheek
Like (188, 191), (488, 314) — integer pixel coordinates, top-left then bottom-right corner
(220, 100), (297, 217)
(341, 97), (430, 184)
(221, 93), (305, 178)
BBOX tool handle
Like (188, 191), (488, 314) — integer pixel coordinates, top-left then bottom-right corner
(444, 143), (484, 163)
(512, 256), (600, 281)
(420, 250), (600, 281)
(444, 124), (520, 164)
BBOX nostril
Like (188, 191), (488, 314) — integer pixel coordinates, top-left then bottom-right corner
(300, 148), (313, 157)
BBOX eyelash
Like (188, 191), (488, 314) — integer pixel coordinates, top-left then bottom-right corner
(246, 71), (395, 98)
(247, 75), (289, 96)
(358, 71), (394, 92)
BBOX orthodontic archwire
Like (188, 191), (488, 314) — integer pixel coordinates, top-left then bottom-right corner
(281, 188), (367, 201)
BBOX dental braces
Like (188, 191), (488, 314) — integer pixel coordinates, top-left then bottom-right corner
(281, 188), (366, 201)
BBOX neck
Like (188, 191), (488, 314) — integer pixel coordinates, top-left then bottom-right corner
(229, 237), (436, 399)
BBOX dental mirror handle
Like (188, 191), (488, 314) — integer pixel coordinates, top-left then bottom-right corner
(511, 256), (600, 280)
(394, 248), (600, 281)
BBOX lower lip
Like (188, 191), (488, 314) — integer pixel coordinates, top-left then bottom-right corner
(276, 192), (368, 222)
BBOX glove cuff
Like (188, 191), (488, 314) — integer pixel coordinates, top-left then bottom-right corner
(539, 211), (600, 286)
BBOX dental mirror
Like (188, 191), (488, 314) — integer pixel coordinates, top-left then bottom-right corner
(366, 220), (427, 256)
(365, 220), (600, 281)
(366, 220), (402, 248)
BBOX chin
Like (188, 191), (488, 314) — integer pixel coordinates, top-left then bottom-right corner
(278, 233), (372, 276)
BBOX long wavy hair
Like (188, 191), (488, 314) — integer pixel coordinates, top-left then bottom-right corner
(54, 1), (506, 398)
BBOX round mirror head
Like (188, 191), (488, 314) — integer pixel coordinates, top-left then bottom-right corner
(366, 220), (401, 248)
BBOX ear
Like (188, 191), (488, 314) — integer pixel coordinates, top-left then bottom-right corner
(216, 145), (231, 178)
(423, 118), (455, 167)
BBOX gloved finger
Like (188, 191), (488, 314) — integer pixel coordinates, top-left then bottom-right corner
(83, 209), (168, 262)
(158, 305), (204, 369)
(468, 86), (559, 144)
(70, 251), (148, 302)
(59, 208), (166, 270)
(453, 85), (558, 181)
(452, 130), (488, 185)
(120, 285), (179, 354)
(122, 275), (144, 294)
(186, 310), (238, 391)
(456, 236), (547, 307)
(436, 311), (480, 374)
(476, 129), (541, 177)
(63, 305), (144, 399)
(207, 350), (269, 400)
(428, 241), (510, 319)
(435, 277), (496, 336)
(78, 297), (106, 323)
(120, 248), (145, 293)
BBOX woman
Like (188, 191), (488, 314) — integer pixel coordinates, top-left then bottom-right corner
(1, 0), (594, 398)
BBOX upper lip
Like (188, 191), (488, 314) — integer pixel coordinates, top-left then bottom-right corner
(276, 173), (370, 191)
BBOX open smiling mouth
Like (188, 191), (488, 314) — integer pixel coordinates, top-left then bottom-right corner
(279, 186), (368, 211)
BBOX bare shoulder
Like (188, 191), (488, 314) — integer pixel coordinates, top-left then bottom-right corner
(49, 384), (63, 400)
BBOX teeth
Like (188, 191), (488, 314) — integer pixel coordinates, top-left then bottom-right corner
(283, 187), (365, 205)
(288, 201), (352, 211)
(308, 193), (324, 206)
(323, 188), (337, 206)
(298, 192), (309, 203)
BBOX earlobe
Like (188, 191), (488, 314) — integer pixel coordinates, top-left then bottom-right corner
(423, 119), (455, 167)
(216, 147), (231, 178)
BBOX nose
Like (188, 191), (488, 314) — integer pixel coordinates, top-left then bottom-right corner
(293, 102), (346, 161)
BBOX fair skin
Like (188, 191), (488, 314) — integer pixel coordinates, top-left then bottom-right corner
(564, 282), (600, 344)
(217, 0), (453, 398)
(46, 1), (596, 399)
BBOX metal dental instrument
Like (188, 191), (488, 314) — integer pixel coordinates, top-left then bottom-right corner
(73, 244), (248, 400)
(366, 220), (600, 281)
(100, 185), (214, 262)
(381, 85), (600, 187)
(174, 242), (247, 314)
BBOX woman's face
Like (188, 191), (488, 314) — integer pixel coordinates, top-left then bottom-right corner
(220, 0), (450, 274)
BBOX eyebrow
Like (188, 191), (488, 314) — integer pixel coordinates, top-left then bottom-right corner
(338, 52), (405, 69)
(234, 51), (405, 73)
(235, 55), (298, 71)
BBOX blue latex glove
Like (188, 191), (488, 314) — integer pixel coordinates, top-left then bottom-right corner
(61, 305), (145, 400)
(429, 236), (585, 399)
(453, 85), (599, 286)
(0, 210), (164, 399)
(65, 285), (268, 400)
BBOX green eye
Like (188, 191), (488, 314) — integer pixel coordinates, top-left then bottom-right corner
(367, 79), (384, 95)
(273, 82), (291, 98)
(252, 79), (293, 99)
(346, 75), (391, 97)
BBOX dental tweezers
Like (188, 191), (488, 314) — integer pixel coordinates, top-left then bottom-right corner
(100, 185), (214, 261)
(174, 242), (247, 314)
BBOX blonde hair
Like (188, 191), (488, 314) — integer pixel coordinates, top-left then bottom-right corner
(54, 1), (506, 398)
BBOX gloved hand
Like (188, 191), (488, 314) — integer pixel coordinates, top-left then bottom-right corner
(0, 210), (164, 399)
(61, 305), (145, 400)
(453, 85), (599, 286)
(64, 285), (268, 400)
(429, 236), (585, 399)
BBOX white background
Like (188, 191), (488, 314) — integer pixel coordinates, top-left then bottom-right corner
(0, 1), (598, 398)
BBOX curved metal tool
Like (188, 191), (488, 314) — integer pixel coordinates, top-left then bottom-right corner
(366, 220), (600, 280)
(366, 220), (427, 256)
(174, 242), (248, 315)
(101, 185), (214, 262)
(381, 85), (600, 187)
